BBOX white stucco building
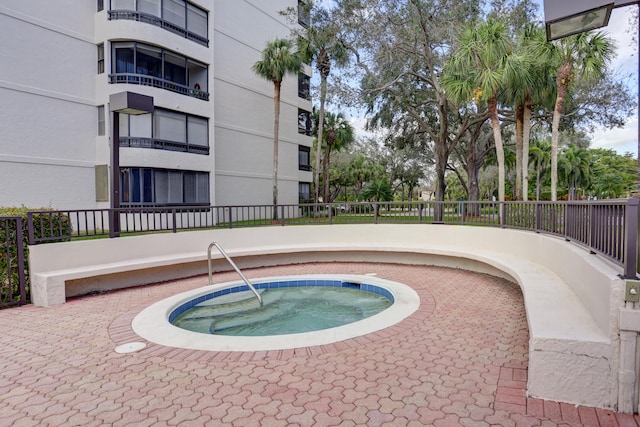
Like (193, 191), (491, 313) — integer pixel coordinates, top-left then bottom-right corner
(0, 0), (313, 209)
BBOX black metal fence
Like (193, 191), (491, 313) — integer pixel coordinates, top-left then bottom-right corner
(1, 199), (637, 308)
(0, 217), (27, 308)
(24, 199), (640, 279)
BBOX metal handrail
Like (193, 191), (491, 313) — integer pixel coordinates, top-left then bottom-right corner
(207, 241), (263, 306)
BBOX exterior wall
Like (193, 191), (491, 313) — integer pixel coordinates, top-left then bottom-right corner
(0, 0), (306, 209)
(0, 1), (97, 208)
(213, 0), (313, 205)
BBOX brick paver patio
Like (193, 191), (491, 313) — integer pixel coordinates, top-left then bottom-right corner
(1, 262), (638, 426)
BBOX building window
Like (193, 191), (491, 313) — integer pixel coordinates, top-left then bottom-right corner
(110, 41), (209, 100)
(120, 167), (209, 206)
(97, 105), (105, 135)
(298, 73), (310, 100)
(298, 146), (311, 171)
(298, 109), (312, 136)
(298, 0), (310, 27)
(118, 107), (209, 154)
(108, 0), (209, 46)
(299, 182), (311, 203)
(97, 0), (104, 12)
(97, 43), (104, 74)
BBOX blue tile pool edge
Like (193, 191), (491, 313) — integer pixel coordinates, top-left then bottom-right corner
(168, 279), (395, 323)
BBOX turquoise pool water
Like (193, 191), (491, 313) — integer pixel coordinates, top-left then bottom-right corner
(170, 280), (393, 337)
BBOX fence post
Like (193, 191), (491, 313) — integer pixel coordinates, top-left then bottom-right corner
(26, 212), (35, 245)
(623, 198), (639, 279)
(281, 206), (285, 226)
(374, 203), (378, 224)
(15, 217), (27, 304)
(172, 209), (177, 233)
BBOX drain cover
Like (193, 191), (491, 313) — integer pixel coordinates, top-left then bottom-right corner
(115, 342), (146, 354)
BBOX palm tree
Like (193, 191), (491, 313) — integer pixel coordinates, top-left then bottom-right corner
(297, 6), (349, 204)
(529, 140), (551, 201)
(593, 173), (625, 199)
(316, 112), (355, 203)
(546, 31), (613, 200)
(252, 39), (302, 219)
(361, 179), (393, 216)
(443, 18), (521, 205)
(505, 24), (555, 200)
(560, 145), (590, 200)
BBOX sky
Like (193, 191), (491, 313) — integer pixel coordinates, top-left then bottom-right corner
(580, 5), (638, 157)
(332, 1), (639, 158)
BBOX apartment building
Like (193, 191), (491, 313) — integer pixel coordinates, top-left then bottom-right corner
(0, 0), (313, 209)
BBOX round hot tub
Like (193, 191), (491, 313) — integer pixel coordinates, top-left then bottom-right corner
(132, 274), (420, 352)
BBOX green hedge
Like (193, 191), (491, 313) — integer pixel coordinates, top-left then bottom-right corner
(0, 207), (72, 306)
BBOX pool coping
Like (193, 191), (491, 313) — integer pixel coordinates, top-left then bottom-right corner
(131, 274), (421, 352)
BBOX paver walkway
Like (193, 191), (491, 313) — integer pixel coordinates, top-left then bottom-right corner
(0, 262), (638, 426)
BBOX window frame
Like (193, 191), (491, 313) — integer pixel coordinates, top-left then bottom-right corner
(120, 167), (210, 207)
(110, 41), (209, 100)
(299, 182), (311, 203)
(118, 107), (209, 154)
(97, 43), (105, 74)
(97, 105), (105, 136)
(298, 145), (311, 171)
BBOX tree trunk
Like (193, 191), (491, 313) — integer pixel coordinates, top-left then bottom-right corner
(515, 105), (524, 200)
(272, 82), (281, 221)
(552, 62), (572, 201)
(466, 141), (480, 216)
(522, 95), (532, 201)
(315, 75), (327, 204)
(488, 97), (505, 203)
(434, 141), (447, 222)
(322, 136), (334, 204)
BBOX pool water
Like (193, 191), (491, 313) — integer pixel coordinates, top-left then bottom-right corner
(172, 286), (393, 336)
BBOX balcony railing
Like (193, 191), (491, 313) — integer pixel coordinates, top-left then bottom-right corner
(108, 73), (209, 101)
(120, 137), (209, 155)
(108, 10), (209, 47)
(25, 200), (639, 279)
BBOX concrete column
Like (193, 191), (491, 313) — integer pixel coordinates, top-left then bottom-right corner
(619, 329), (637, 413)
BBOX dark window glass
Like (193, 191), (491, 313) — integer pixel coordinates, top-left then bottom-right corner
(98, 0), (104, 12)
(164, 52), (187, 85)
(299, 182), (311, 203)
(136, 45), (162, 78)
(97, 43), (104, 74)
(121, 168), (131, 202)
(298, 73), (310, 100)
(120, 167), (209, 205)
(298, 0), (310, 27)
(143, 168), (153, 203)
(130, 168), (141, 202)
(298, 146), (311, 171)
(298, 109), (312, 136)
(98, 105), (105, 135)
(115, 45), (135, 73)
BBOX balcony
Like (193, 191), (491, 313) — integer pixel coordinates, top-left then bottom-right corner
(108, 10), (208, 47)
(108, 73), (209, 101)
(120, 136), (209, 155)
